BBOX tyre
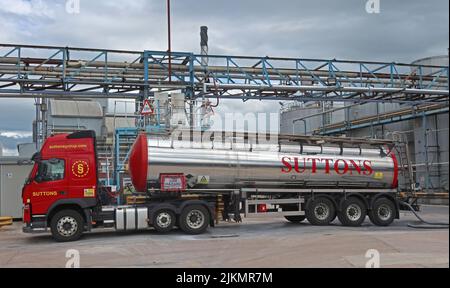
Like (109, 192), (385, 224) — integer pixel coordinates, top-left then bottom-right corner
(179, 205), (210, 235)
(369, 198), (396, 226)
(50, 209), (84, 242)
(285, 215), (306, 223)
(338, 197), (367, 227)
(306, 197), (336, 226)
(153, 209), (176, 233)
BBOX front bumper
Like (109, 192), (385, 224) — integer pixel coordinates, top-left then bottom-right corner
(22, 222), (48, 234)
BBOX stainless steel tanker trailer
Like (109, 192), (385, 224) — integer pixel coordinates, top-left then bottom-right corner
(129, 132), (400, 226)
(22, 130), (405, 242)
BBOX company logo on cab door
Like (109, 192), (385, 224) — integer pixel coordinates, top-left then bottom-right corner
(32, 191), (58, 197)
(281, 157), (374, 176)
(72, 160), (90, 178)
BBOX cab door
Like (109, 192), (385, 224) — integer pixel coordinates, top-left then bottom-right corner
(68, 157), (97, 200)
(30, 158), (69, 215)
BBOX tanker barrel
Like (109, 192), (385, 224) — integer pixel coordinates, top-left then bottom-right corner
(128, 134), (398, 192)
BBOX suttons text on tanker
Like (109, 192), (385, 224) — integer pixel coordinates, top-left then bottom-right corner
(176, 272), (273, 286)
(281, 157), (374, 176)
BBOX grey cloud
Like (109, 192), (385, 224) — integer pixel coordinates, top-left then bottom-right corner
(2, 0), (447, 59)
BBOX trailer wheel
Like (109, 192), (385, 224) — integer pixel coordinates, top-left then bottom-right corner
(369, 198), (396, 226)
(338, 198), (367, 227)
(153, 210), (176, 233)
(306, 197), (336, 226)
(50, 209), (84, 242)
(285, 215), (306, 223)
(179, 205), (209, 235)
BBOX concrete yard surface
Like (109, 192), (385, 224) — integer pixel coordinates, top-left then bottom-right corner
(0, 205), (448, 268)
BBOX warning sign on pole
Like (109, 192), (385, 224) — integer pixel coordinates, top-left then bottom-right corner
(140, 99), (154, 115)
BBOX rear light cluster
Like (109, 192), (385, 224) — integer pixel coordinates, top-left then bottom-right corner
(23, 204), (31, 224)
(257, 204), (267, 213)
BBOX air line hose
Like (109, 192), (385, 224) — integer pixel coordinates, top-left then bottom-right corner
(399, 201), (449, 229)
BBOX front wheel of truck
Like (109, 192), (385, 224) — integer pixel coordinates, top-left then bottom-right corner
(50, 209), (84, 242)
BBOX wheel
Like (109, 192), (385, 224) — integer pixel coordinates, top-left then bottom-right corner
(285, 215), (306, 223)
(306, 197), (336, 226)
(179, 205), (210, 235)
(338, 197), (367, 227)
(369, 198), (396, 226)
(50, 209), (84, 242)
(153, 209), (176, 233)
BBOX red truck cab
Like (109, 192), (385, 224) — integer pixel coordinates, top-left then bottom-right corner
(22, 131), (99, 241)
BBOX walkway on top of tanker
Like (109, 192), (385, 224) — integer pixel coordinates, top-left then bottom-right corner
(142, 128), (399, 147)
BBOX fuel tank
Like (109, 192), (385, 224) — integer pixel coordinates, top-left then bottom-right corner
(128, 134), (398, 192)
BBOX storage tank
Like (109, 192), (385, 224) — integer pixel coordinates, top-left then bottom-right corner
(411, 55), (449, 192)
(411, 55), (449, 74)
(128, 134), (398, 192)
(280, 102), (345, 135)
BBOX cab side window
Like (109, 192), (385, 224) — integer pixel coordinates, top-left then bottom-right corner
(36, 159), (65, 182)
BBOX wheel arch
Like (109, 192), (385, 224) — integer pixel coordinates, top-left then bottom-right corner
(46, 199), (97, 229)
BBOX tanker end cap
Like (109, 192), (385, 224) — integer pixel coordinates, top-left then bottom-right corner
(391, 152), (399, 189)
(128, 134), (148, 192)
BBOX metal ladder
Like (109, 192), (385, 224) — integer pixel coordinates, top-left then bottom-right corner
(391, 133), (415, 194)
(390, 132), (423, 211)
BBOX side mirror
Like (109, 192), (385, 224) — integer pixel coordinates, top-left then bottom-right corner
(34, 175), (43, 183)
(31, 152), (41, 162)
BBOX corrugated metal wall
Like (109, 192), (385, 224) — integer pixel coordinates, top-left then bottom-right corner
(0, 160), (33, 218)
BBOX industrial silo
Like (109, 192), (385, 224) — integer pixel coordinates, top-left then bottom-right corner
(280, 102), (345, 135)
(411, 56), (449, 192)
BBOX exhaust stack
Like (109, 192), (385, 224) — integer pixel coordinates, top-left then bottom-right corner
(200, 26), (209, 68)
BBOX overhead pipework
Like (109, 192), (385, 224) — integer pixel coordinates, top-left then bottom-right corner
(0, 43), (448, 104)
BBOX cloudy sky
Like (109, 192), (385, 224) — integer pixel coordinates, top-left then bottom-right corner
(0, 0), (448, 154)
